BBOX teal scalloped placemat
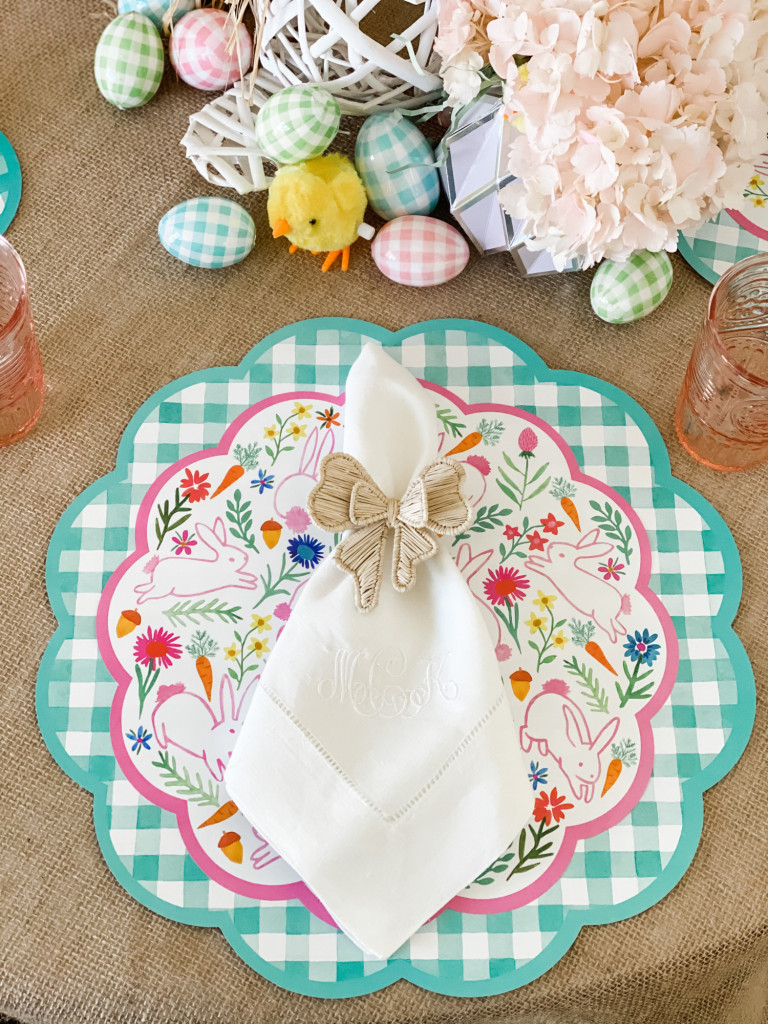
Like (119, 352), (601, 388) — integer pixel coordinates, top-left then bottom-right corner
(0, 132), (22, 235)
(37, 319), (753, 998)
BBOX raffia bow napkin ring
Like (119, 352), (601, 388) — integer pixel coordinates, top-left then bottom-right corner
(308, 453), (474, 611)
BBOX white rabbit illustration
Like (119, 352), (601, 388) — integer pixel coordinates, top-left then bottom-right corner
(454, 543), (509, 661)
(134, 518), (258, 605)
(151, 673), (257, 782)
(520, 678), (620, 802)
(272, 427), (335, 522)
(524, 528), (631, 643)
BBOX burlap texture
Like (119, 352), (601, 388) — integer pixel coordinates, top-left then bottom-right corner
(1, 2), (766, 1021)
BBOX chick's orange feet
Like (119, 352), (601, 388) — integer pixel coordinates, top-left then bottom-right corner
(321, 247), (351, 272)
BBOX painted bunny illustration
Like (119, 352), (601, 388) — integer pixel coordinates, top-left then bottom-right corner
(151, 673), (257, 782)
(134, 518), (258, 604)
(272, 427), (334, 521)
(454, 544), (508, 660)
(524, 528), (631, 643)
(520, 678), (620, 802)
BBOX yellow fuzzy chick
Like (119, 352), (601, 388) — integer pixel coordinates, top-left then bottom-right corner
(267, 153), (368, 272)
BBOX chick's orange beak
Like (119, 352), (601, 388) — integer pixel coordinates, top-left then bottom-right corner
(272, 218), (291, 239)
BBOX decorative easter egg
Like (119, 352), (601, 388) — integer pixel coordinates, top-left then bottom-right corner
(590, 250), (673, 324)
(371, 216), (469, 287)
(169, 8), (252, 91)
(94, 13), (164, 110)
(255, 86), (341, 166)
(355, 111), (440, 220)
(117, 0), (195, 30)
(158, 197), (255, 269)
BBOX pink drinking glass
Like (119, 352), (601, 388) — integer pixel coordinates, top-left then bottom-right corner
(0, 236), (44, 446)
(675, 254), (768, 471)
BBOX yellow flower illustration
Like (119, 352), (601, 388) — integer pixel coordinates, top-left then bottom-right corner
(751, 196), (766, 208)
(526, 612), (545, 634)
(293, 401), (313, 420)
(533, 590), (557, 610)
(289, 422), (308, 441)
(749, 175), (764, 188)
(264, 424), (278, 439)
(552, 631), (568, 649)
(249, 637), (270, 657)
(251, 613), (273, 633)
(223, 643), (238, 661)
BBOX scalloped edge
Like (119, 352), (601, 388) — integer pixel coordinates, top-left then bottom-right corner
(37, 318), (755, 999)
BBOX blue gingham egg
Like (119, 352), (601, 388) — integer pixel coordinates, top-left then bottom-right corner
(117, 0), (195, 30)
(158, 197), (255, 269)
(355, 112), (439, 221)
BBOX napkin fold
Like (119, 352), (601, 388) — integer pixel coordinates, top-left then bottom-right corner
(225, 343), (531, 958)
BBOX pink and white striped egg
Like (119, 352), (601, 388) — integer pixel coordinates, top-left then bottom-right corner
(169, 8), (252, 91)
(371, 216), (469, 287)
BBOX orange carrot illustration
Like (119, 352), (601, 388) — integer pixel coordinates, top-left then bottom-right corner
(445, 431), (482, 457)
(198, 800), (239, 828)
(550, 478), (580, 531)
(185, 630), (217, 701)
(584, 640), (617, 676)
(601, 739), (637, 797)
(210, 442), (261, 499)
(218, 830), (244, 863)
(444, 417), (505, 457)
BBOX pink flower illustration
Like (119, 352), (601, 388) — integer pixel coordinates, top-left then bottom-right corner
(133, 627), (183, 670)
(518, 427), (538, 454)
(274, 602), (292, 622)
(465, 454), (491, 476)
(483, 567), (530, 606)
(495, 642), (512, 662)
(171, 529), (197, 555)
(284, 506), (311, 533)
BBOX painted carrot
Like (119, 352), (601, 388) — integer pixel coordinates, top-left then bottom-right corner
(550, 477), (580, 531)
(445, 431), (483, 457)
(601, 739), (637, 797)
(185, 629), (218, 701)
(198, 800), (239, 828)
(210, 442), (261, 499)
(584, 640), (617, 676)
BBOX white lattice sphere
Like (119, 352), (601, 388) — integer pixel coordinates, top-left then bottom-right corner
(169, 9), (252, 91)
(255, 86), (341, 165)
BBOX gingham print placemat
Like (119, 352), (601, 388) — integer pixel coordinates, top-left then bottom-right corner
(38, 319), (753, 998)
(678, 210), (768, 285)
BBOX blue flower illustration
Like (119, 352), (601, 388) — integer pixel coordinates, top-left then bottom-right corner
(126, 725), (152, 754)
(624, 628), (661, 665)
(252, 469), (275, 493)
(287, 533), (325, 569)
(528, 761), (549, 790)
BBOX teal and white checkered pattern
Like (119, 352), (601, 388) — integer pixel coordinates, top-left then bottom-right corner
(355, 112), (440, 221)
(94, 12), (164, 110)
(678, 210), (767, 286)
(38, 320), (752, 998)
(255, 86), (340, 166)
(590, 251), (674, 324)
(117, 0), (195, 30)
(158, 196), (255, 269)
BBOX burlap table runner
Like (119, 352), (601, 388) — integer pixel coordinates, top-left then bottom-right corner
(1, 2), (767, 1021)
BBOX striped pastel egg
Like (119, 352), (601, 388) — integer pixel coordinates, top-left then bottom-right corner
(590, 250), (673, 324)
(117, 0), (195, 30)
(255, 86), (341, 166)
(158, 197), (255, 269)
(372, 216), (469, 287)
(169, 8), (252, 91)
(94, 13), (164, 110)
(355, 112), (439, 220)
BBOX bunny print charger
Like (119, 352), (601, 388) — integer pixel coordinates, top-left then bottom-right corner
(39, 319), (753, 998)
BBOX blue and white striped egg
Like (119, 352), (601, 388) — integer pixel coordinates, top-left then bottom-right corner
(158, 197), (255, 269)
(355, 111), (439, 221)
(117, 0), (195, 30)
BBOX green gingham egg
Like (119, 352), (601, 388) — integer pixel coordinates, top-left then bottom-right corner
(255, 86), (341, 166)
(355, 111), (439, 220)
(158, 197), (255, 269)
(117, 0), (196, 30)
(94, 13), (164, 110)
(590, 250), (673, 324)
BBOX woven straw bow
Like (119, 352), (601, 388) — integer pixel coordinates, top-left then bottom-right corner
(307, 453), (474, 612)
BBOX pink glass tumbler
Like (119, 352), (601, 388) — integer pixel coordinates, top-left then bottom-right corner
(676, 254), (768, 471)
(0, 236), (43, 446)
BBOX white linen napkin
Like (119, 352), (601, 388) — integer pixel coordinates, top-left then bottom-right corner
(225, 343), (531, 958)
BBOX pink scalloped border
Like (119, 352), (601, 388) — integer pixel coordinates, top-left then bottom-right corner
(98, 381), (678, 925)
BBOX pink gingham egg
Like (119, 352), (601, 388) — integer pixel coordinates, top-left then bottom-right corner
(371, 216), (469, 287)
(169, 8), (252, 91)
